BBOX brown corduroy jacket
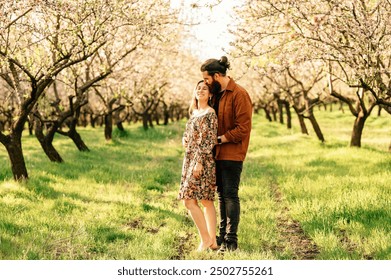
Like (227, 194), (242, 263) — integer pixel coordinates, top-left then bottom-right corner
(215, 78), (252, 161)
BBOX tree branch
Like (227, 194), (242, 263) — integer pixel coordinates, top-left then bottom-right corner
(330, 90), (358, 116)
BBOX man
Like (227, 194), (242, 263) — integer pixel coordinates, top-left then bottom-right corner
(200, 56), (252, 252)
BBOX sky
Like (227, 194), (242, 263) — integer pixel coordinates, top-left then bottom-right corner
(170, 0), (239, 61)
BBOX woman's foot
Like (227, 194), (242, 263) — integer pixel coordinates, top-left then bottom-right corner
(197, 240), (213, 252)
(209, 242), (220, 251)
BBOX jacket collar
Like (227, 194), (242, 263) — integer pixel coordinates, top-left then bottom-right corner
(225, 77), (236, 93)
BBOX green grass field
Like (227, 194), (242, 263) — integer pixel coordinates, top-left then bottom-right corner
(0, 109), (390, 260)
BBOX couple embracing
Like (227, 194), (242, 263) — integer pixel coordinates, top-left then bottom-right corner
(178, 56), (253, 253)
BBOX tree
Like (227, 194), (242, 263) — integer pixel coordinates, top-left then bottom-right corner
(0, 1), (123, 179)
(279, 0), (391, 147)
(230, 0), (391, 147)
(0, 0), (189, 177)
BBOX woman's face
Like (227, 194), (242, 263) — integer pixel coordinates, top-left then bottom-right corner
(195, 82), (212, 102)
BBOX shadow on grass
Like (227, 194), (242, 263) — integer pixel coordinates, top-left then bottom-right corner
(0, 220), (31, 237)
(25, 177), (62, 199)
(304, 158), (350, 178)
(320, 141), (348, 149)
(0, 236), (21, 259)
(374, 246), (391, 260)
(330, 207), (391, 228)
(300, 205), (390, 259)
(245, 153), (351, 182)
(0, 219), (32, 259)
(112, 126), (182, 142)
(373, 158), (391, 170)
(92, 225), (134, 244)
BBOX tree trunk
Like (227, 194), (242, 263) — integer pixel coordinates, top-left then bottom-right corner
(272, 106), (277, 121)
(3, 135), (29, 180)
(263, 107), (272, 122)
(80, 112), (88, 127)
(278, 100), (284, 124)
(284, 101), (292, 129)
(97, 116), (104, 127)
(90, 115), (96, 128)
(27, 116), (34, 136)
(40, 139), (64, 162)
(339, 101), (345, 113)
(148, 114), (154, 128)
(308, 112), (325, 142)
(35, 122), (64, 162)
(69, 106), (89, 151)
(154, 113), (160, 126)
(104, 113), (113, 140)
(350, 112), (367, 147)
(67, 126), (89, 151)
(116, 121), (125, 131)
(164, 111), (169, 125)
(298, 115), (308, 135)
(293, 107), (308, 135)
(142, 112), (149, 130)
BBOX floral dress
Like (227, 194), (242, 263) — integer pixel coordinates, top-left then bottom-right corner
(178, 111), (218, 201)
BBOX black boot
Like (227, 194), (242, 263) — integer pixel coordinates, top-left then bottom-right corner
(216, 235), (225, 246)
(217, 241), (238, 254)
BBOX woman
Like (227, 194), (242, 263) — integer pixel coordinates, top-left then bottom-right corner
(178, 80), (219, 251)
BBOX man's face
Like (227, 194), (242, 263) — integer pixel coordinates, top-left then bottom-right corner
(202, 71), (221, 94)
(202, 71), (214, 85)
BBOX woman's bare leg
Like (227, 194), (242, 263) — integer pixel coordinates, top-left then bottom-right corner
(183, 199), (212, 250)
(201, 199), (218, 249)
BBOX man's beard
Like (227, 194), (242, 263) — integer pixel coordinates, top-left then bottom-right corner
(210, 78), (222, 95)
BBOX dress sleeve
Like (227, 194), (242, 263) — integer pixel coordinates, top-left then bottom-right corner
(194, 112), (217, 164)
(182, 130), (188, 148)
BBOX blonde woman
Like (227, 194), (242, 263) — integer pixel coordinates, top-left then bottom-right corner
(178, 80), (219, 251)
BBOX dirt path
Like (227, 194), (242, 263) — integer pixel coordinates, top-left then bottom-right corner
(270, 182), (320, 260)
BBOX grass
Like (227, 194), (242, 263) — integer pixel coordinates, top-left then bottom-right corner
(0, 109), (390, 260)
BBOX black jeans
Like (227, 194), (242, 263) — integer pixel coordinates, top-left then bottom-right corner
(216, 160), (243, 244)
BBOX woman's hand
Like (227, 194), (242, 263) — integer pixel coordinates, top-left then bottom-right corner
(193, 162), (203, 179)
